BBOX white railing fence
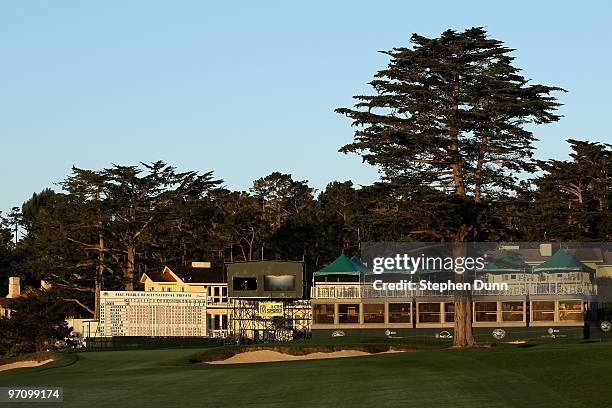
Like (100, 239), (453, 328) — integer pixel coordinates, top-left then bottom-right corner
(311, 282), (596, 299)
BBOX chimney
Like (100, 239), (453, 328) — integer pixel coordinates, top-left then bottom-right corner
(41, 280), (52, 291)
(539, 243), (553, 257)
(7, 277), (20, 298)
(191, 261), (211, 268)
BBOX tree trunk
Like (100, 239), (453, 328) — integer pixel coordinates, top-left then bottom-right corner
(452, 241), (475, 348)
(474, 133), (488, 204)
(95, 187), (104, 319)
(95, 233), (104, 319)
(449, 82), (466, 196)
(125, 244), (135, 291)
(94, 278), (101, 319)
(454, 291), (475, 348)
(449, 87), (472, 347)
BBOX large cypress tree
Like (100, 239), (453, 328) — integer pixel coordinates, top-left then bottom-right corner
(336, 27), (563, 347)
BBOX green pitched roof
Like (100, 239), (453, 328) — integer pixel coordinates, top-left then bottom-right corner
(533, 250), (594, 272)
(350, 256), (366, 270)
(482, 250), (528, 273)
(314, 254), (361, 276)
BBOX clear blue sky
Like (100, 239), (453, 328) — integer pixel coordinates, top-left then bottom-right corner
(1, 1), (611, 212)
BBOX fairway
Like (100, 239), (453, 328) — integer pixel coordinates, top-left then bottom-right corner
(1, 342), (611, 407)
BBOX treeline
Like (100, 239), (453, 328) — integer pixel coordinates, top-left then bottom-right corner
(0, 138), (609, 315)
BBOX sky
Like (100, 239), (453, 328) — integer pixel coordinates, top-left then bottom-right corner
(1, 1), (611, 212)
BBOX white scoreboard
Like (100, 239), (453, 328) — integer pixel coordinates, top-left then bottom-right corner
(99, 291), (207, 337)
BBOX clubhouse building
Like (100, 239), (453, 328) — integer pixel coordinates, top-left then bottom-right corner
(8, 243), (606, 343)
(310, 244), (612, 340)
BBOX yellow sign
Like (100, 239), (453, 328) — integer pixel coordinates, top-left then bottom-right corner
(258, 302), (284, 317)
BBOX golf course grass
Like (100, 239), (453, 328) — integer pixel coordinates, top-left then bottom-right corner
(1, 341), (611, 407)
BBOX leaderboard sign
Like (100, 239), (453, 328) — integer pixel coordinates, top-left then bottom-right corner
(99, 291), (207, 337)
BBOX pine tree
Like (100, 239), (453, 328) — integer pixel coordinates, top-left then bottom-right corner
(336, 27), (563, 347)
(531, 139), (612, 240)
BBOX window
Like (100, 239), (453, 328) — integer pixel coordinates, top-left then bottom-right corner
(233, 277), (257, 291)
(418, 303), (441, 323)
(444, 303), (455, 323)
(475, 302), (498, 322)
(559, 300), (582, 321)
(388, 303), (411, 323)
(313, 304), (334, 324)
(502, 302), (524, 322)
(264, 275), (295, 291)
(207, 286), (228, 303)
(532, 301), (555, 321)
(363, 304), (385, 324)
(338, 304), (360, 324)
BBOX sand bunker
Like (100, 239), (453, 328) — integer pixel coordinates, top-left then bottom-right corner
(0, 359), (53, 372)
(209, 349), (400, 365)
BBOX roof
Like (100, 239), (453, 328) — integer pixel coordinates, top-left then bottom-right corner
(482, 250), (528, 273)
(567, 248), (603, 263)
(141, 270), (177, 283)
(517, 248), (548, 264)
(141, 264), (226, 284)
(167, 265), (226, 284)
(314, 254), (361, 277)
(350, 256), (364, 269)
(533, 250), (594, 272)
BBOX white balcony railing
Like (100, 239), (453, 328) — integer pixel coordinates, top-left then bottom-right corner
(311, 282), (596, 299)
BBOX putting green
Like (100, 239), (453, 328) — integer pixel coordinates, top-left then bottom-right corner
(1, 342), (611, 407)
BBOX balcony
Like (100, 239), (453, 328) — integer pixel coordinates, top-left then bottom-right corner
(527, 282), (596, 296)
(311, 283), (411, 299)
(310, 282), (597, 299)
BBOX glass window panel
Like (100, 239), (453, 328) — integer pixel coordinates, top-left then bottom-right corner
(363, 304), (385, 324)
(532, 301), (555, 321)
(475, 302), (498, 322)
(502, 302), (524, 322)
(559, 300), (582, 321)
(313, 304), (335, 324)
(389, 303), (411, 323)
(418, 303), (441, 323)
(338, 304), (360, 324)
(444, 303), (455, 323)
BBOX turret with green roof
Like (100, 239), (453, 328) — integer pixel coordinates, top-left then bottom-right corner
(313, 254), (362, 277)
(482, 250), (529, 273)
(533, 250), (594, 272)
